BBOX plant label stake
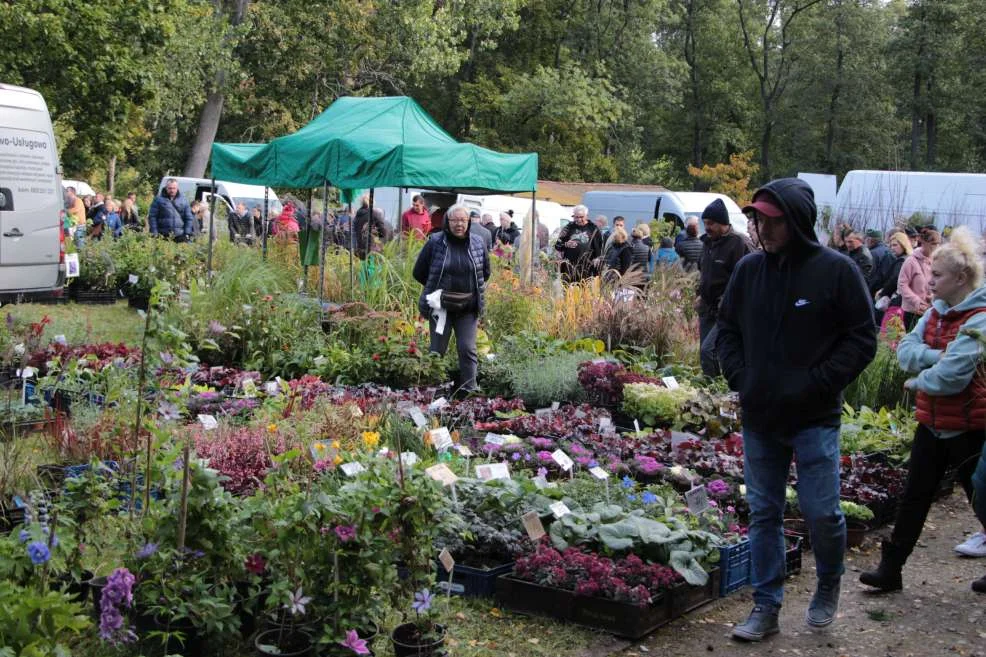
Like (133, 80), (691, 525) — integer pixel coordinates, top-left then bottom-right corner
(589, 466), (610, 501)
(400, 452), (418, 467)
(430, 427), (454, 452)
(532, 475), (550, 490)
(425, 463), (458, 488)
(521, 511), (546, 541)
(534, 408), (552, 419)
(551, 401), (560, 411)
(484, 433), (505, 446)
(475, 463), (510, 481)
(549, 501), (571, 519)
(197, 414), (218, 431)
(633, 419), (641, 433)
(428, 397), (448, 413)
(408, 407), (428, 429)
(598, 417), (611, 431)
(128, 274), (139, 285)
(439, 548), (455, 605)
(661, 376), (680, 390)
(551, 449), (574, 478)
(685, 485), (710, 515)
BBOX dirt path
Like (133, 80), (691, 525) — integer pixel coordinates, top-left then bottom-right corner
(617, 494), (986, 657)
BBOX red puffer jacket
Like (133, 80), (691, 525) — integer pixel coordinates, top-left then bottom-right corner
(915, 306), (986, 431)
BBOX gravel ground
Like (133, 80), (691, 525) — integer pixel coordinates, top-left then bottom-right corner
(612, 494), (986, 657)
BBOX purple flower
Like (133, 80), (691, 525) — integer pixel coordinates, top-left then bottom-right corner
(531, 437), (554, 449)
(635, 455), (664, 475)
(511, 452), (522, 461)
(159, 351), (174, 365)
(588, 460), (599, 468)
(207, 320), (227, 336)
(412, 588), (433, 613)
(135, 543), (158, 559)
(27, 541), (50, 565)
(334, 525), (357, 543)
(482, 444), (501, 455)
(536, 451), (553, 462)
(536, 467), (548, 478)
(706, 479), (730, 497)
(99, 568), (136, 645)
(18, 529), (30, 543)
(340, 629), (370, 655)
(285, 587), (312, 616)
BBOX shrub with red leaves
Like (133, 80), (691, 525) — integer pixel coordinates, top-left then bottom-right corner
(193, 426), (288, 495)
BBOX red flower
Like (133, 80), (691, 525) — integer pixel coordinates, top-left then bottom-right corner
(245, 553), (267, 575)
(409, 340), (417, 348)
(372, 353), (381, 361)
(407, 346), (417, 355)
(378, 335), (387, 343)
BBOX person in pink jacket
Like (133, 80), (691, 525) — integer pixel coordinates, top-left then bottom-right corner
(898, 229), (941, 329)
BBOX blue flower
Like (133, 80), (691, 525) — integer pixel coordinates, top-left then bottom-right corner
(626, 494), (637, 502)
(588, 460), (599, 469)
(18, 529), (30, 543)
(511, 452), (522, 461)
(136, 543), (158, 559)
(641, 491), (658, 505)
(412, 588), (433, 613)
(27, 541), (51, 565)
(621, 475), (634, 489)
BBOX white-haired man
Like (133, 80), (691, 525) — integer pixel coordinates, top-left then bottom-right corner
(555, 205), (602, 283)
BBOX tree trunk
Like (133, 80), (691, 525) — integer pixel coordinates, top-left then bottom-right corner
(824, 1), (845, 174)
(107, 155), (116, 196)
(925, 109), (937, 169)
(182, 0), (249, 178)
(910, 70), (922, 170)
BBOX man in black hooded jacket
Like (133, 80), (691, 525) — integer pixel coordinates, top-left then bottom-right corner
(716, 178), (876, 641)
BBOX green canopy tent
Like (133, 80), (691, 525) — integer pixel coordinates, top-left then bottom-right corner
(208, 96), (539, 298)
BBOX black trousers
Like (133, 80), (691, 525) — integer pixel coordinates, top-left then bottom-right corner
(890, 423), (985, 560)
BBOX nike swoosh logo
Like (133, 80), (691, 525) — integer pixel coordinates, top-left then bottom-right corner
(795, 299), (810, 307)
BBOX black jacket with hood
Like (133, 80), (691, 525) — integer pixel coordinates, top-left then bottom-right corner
(715, 178), (877, 433)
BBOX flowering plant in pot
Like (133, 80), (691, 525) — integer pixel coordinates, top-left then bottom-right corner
(390, 588), (447, 657)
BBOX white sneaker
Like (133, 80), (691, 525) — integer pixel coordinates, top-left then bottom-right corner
(955, 532), (986, 557)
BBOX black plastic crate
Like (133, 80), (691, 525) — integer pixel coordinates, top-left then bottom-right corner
(437, 561), (514, 598)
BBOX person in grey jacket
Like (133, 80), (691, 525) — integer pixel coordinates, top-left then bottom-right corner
(675, 216), (703, 272)
(148, 178), (195, 241)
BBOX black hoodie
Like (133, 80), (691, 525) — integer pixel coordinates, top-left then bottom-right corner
(715, 178), (877, 433)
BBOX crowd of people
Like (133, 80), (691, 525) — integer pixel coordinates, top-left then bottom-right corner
(63, 186), (144, 247)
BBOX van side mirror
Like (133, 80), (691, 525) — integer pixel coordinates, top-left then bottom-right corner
(0, 188), (12, 211)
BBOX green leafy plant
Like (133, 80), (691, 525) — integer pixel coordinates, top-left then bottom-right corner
(840, 500), (875, 523)
(622, 382), (694, 428)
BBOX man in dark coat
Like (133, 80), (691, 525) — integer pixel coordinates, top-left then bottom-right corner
(717, 178), (876, 641)
(865, 229), (893, 295)
(697, 198), (752, 377)
(675, 216), (703, 271)
(491, 212), (521, 247)
(148, 178), (195, 241)
(555, 205), (603, 283)
(843, 232), (874, 283)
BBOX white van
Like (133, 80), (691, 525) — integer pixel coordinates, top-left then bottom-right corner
(156, 177), (283, 217)
(364, 187), (485, 230)
(0, 83), (65, 301)
(832, 170), (986, 232)
(61, 179), (96, 198)
(581, 190), (749, 236)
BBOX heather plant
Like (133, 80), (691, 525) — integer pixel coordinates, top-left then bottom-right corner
(513, 543), (682, 606)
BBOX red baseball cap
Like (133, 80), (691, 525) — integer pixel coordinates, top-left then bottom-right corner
(742, 193), (784, 218)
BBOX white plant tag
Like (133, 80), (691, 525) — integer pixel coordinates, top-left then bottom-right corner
(484, 433), (505, 446)
(128, 274), (139, 285)
(438, 547), (455, 572)
(197, 414), (218, 430)
(455, 444), (473, 458)
(428, 397), (448, 412)
(534, 408), (552, 418)
(532, 475), (549, 489)
(662, 376), (680, 389)
(340, 462), (365, 477)
(549, 501), (571, 519)
(430, 427), (454, 451)
(475, 463), (510, 481)
(264, 381), (279, 395)
(685, 485), (710, 515)
(589, 466), (610, 480)
(551, 449), (574, 472)
(425, 463), (459, 486)
(522, 511), (546, 541)
(634, 419), (641, 433)
(400, 452), (419, 467)
(551, 401), (560, 411)
(409, 407), (428, 428)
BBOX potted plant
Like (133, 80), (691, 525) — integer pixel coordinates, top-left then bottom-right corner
(390, 588), (446, 657)
(840, 499), (875, 548)
(71, 239), (118, 304)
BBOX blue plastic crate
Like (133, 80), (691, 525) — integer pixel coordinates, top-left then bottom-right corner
(718, 538), (751, 597)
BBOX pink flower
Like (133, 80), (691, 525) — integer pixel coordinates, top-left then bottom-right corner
(340, 629), (370, 655)
(245, 553), (266, 575)
(334, 525), (357, 543)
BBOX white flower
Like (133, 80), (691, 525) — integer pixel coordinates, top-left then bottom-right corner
(284, 587), (312, 617)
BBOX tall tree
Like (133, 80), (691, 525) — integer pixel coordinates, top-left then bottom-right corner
(735, 0), (823, 180)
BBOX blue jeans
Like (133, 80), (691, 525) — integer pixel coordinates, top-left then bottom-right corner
(972, 439), (986, 528)
(743, 424), (846, 608)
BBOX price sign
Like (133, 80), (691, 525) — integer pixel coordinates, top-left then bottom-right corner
(340, 462), (365, 477)
(549, 501), (571, 519)
(475, 463), (510, 481)
(551, 449), (574, 472)
(430, 427), (454, 451)
(425, 463), (459, 487)
(685, 485), (710, 515)
(589, 466), (610, 480)
(522, 511), (546, 541)
(662, 376), (680, 390)
(197, 414), (218, 430)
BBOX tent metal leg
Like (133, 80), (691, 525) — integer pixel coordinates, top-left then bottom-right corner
(262, 187), (269, 261)
(530, 191), (537, 286)
(318, 183), (328, 309)
(207, 177), (217, 278)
